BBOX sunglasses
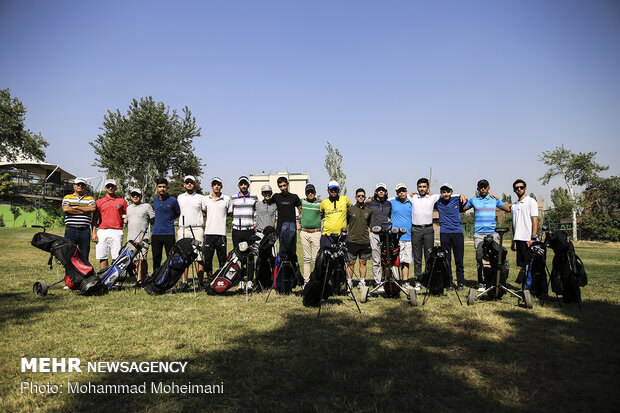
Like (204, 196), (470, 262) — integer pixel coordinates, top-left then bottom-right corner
(75, 183), (86, 187)
(278, 184), (288, 188)
(514, 186), (525, 190)
(356, 194), (366, 198)
(131, 193), (141, 197)
(105, 185), (115, 189)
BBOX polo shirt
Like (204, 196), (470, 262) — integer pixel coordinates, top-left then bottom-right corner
(410, 193), (441, 225)
(230, 192), (258, 230)
(126, 203), (155, 241)
(62, 193), (95, 226)
(347, 203), (372, 244)
(271, 192), (301, 229)
(320, 195), (352, 235)
(95, 196), (127, 229)
(301, 198), (321, 229)
(435, 196), (463, 234)
(177, 192), (205, 228)
(464, 195), (505, 234)
(511, 196), (538, 241)
(367, 198), (392, 229)
(202, 194), (231, 236)
(152, 194), (180, 235)
(255, 200), (277, 232)
(390, 197), (412, 241)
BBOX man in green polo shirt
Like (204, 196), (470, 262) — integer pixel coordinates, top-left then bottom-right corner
(347, 188), (372, 290)
(298, 183), (321, 284)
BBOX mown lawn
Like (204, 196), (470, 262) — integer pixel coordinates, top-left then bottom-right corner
(0, 227), (618, 412)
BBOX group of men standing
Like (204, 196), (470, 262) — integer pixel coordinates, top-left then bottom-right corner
(61, 174), (538, 293)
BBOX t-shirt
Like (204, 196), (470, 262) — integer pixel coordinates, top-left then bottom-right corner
(271, 192), (301, 229)
(301, 198), (321, 229)
(95, 196), (127, 230)
(347, 203), (372, 244)
(367, 198), (392, 229)
(177, 192), (205, 228)
(255, 200), (277, 232)
(410, 193), (441, 225)
(464, 195), (505, 234)
(435, 196), (463, 234)
(152, 194), (180, 236)
(390, 197), (412, 241)
(229, 192), (258, 230)
(62, 193), (95, 227)
(511, 196), (539, 241)
(202, 194), (231, 236)
(126, 203), (155, 241)
(320, 196), (352, 236)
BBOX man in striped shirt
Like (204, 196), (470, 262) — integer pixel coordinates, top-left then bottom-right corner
(229, 175), (258, 290)
(62, 177), (96, 260)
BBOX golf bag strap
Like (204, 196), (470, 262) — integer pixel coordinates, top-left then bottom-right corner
(48, 254), (53, 269)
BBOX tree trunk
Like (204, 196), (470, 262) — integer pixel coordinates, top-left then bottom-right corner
(567, 184), (578, 240)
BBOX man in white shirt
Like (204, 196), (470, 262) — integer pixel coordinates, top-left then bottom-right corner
(201, 177), (231, 281)
(510, 179), (539, 268)
(176, 175), (206, 291)
(230, 175), (258, 291)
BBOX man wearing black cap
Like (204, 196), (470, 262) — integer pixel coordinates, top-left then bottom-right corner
(230, 176), (258, 291)
(299, 183), (321, 283)
(366, 183), (392, 285)
(435, 183), (467, 290)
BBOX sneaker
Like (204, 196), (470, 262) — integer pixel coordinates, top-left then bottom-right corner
(246, 281), (253, 291)
(457, 284), (464, 291)
(446, 286), (454, 292)
(173, 282), (188, 293)
(237, 281), (246, 291)
(377, 286), (385, 293)
(134, 280), (143, 289)
(347, 279), (354, 290)
(403, 282), (412, 290)
(477, 283), (486, 292)
(413, 282), (422, 291)
(358, 279), (366, 289)
(63, 286), (70, 290)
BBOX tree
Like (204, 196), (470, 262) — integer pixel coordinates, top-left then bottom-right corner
(324, 141), (347, 195)
(501, 193), (512, 204)
(529, 192), (537, 200)
(0, 88), (48, 162)
(544, 187), (574, 226)
(539, 145), (608, 240)
(90, 97), (203, 201)
(9, 205), (21, 227)
(0, 172), (15, 197)
(580, 176), (620, 241)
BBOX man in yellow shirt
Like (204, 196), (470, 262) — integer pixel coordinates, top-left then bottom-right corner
(319, 180), (352, 248)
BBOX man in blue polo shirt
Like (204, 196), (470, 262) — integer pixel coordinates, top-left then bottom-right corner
(435, 183), (467, 291)
(151, 178), (180, 271)
(462, 179), (511, 291)
(390, 183), (413, 290)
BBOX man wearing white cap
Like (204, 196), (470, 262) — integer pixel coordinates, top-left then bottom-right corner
(62, 177), (96, 260)
(319, 180), (351, 247)
(201, 177), (231, 281)
(255, 184), (277, 233)
(125, 187), (155, 285)
(176, 175), (205, 291)
(229, 175), (258, 291)
(92, 179), (127, 270)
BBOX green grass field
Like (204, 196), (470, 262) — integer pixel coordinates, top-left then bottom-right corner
(1, 227), (619, 412)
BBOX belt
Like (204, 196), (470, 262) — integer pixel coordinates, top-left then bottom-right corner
(66, 225), (90, 230)
(232, 226), (255, 231)
(301, 228), (321, 233)
(412, 224), (433, 228)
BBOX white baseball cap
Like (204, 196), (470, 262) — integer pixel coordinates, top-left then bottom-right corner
(328, 180), (340, 189)
(104, 179), (117, 187)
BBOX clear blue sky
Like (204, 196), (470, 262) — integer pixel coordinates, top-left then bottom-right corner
(2, 0), (619, 203)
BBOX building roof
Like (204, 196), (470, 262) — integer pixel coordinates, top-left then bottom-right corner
(0, 156), (76, 182)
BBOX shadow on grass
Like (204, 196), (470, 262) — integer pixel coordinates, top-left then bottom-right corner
(51, 299), (620, 413)
(0, 292), (63, 327)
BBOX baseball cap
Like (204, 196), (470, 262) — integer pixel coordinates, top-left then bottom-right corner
(375, 183), (387, 191)
(327, 180), (340, 189)
(395, 183), (407, 191)
(74, 177), (87, 185)
(211, 177), (223, 185)
(104, 179), (117, 187)
(305, 183), (316, 193)
(440, 183), (453, 191)
(184, 175), (196, 183)
(238, 175), (249, 185)
(130, 188), (142, 195)
(261, 185), (273, 192)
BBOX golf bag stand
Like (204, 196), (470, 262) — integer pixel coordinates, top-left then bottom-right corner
(316, 253), (362, 318)
(265, 256), (297, 303)
(421, 245), (463, 306)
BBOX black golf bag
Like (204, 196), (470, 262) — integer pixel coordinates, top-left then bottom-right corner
(143, 238), (199, 295)
(545, 230), (587, 304)
(520, 241), (549, 298)
(31, 232), (105, 296)
(303, 235), (348, 307)
(419, 245), (453, 295)
(476, 235), (509, 298)
(255, 226), (278, 290)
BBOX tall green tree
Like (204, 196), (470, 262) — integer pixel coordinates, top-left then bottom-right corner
(544, 187), (574, 226)
(539, 145), (608, 240)
(90, 97), (203, 201)
(0, 88), (48, 162)
(324, 141), (347, 195)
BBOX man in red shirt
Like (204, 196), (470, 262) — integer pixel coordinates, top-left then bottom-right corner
(92, 179), (128, 270)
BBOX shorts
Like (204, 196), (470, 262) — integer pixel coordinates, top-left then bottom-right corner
(398, 240), (412, 264)
(347, 241), (372, 261)
(95, 228), (124, 260)
(177, 226), (204, 261)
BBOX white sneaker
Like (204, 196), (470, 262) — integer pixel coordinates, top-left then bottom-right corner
(246, 281), (253, 291)
(63, 286), (69, 290)
(347, 279), (353, 290)
(237, 281), (246, 291)
(414, 282), (422, 291)
(377, 286), (385, 293)
(358, 279), (366, 289)
(403, 282), (412, 290)
(477, 283), (486, 292)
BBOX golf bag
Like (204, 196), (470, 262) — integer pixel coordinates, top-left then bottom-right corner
(143, 238), (199, 295)
(376, 225), (404, 297)
(205, 236), (261, 295)
(545, 230), (587, 303)
(31, 232), (105, 295)
(303, 236), (348, 307)
(419, 246), (452, 295)
(98, 240), (146, 288)
(273, 252), (303, 294)
(520, 241), (549, 298)
(255, 226), (278, 290)
(476, 235), (509, 298)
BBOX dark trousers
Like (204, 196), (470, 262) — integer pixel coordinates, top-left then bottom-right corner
(278, 222), (297, 260)
(151, 234), (175, 271)
(203, 234), (227, 273)
(64, 226), (91, 261)
(412, 225), (434, 278)
(232, 229), (256, 282)
(515, 240), (529, 267)
(440, 232), (465, 285)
